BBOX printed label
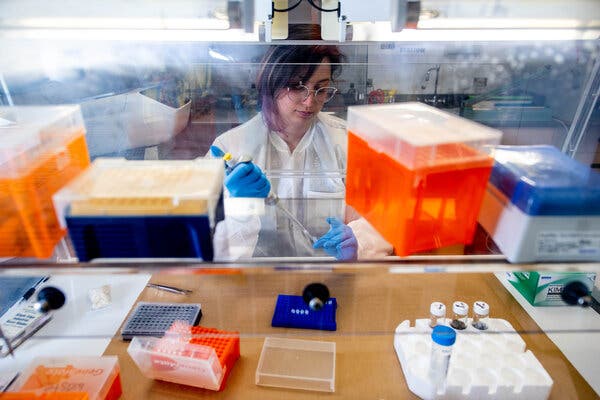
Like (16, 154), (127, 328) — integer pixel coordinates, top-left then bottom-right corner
(536, 231), (600, 257)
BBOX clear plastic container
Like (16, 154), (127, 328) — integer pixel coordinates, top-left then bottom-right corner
(255, 337), (336, 392)
(346, 102), (502, 256)
(0, 105), (90, 258)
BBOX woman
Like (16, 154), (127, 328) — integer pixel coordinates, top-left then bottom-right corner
(211, 40), (392, 261)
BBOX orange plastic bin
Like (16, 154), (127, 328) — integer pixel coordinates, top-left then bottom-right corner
(0, 106), (90, 258)
(346, 103), (502, 256)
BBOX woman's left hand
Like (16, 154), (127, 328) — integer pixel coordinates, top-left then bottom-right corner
(313, 217), (358, 261)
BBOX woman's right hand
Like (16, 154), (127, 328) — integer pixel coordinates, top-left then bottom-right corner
(225, 162), (271, 198)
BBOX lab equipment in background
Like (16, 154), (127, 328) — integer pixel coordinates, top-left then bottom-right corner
(472, 301), (489, 330)
(420, 65), (441, 106)
(128, 321), (239, 391)
(120, 302), (202, 340)
(0, 286), (66, 358)
(429, 302), (446, 328)
(0, 105), (90, 258)
(428, 325), (455, 391)
(80, 88), (191, 158)
(478, 145), (600, 263)
(344, 83), (357, 105)
(450, 301), (468, 330)
(53, 157), (224, 261)
(463, 96), (553, 125)
(346, 102), (502, 256)
(255, 337), (336, 392)
(394, 317), (553, 400)
(7, 356), (122, 400)
(506, 271), (596, 306)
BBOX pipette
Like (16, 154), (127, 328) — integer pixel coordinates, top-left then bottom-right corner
(217, 150), (317, 246)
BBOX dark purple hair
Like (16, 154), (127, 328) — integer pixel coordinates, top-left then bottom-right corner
(256, 43), (344, 132)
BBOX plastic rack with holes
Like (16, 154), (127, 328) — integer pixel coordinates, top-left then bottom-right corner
(128, 321), (239, 391)
(393, 318), (553, 399)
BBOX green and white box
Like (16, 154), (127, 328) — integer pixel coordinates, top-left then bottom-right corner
(506, 271), (596, 306)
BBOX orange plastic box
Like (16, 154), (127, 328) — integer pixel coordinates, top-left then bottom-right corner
(346, 103), (502, 255)
(128, 322), (240, 391)
(0, 394), (88, 400)
(0, 106), (90, 258)
(7, 356), (121, 400)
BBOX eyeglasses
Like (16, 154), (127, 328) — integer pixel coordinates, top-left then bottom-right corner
(286, 82), (338, 104)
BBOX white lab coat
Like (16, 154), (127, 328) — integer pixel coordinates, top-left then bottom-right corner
(211, 111), (392, 260)
(212, 112), (347, 197)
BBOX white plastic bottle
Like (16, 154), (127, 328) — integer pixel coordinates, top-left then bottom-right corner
(429, 302), (446, 328)
(429, 325), (457, 391)
(450, 301), (468, 330)
(472, 301), (490, 330)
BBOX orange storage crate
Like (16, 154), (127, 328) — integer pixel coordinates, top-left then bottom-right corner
(0, 106), (90, 258)
(7, 356), (121, 400)
(346, 103), (502, 256)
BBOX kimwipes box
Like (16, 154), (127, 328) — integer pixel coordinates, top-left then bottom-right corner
(506, 271), (597, 306)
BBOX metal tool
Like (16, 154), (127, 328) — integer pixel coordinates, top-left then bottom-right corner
(0, 325), (14, 358)
(265, 192), (317, 245)
(220, 151), (317, 246)
(146, 283), (193, 295)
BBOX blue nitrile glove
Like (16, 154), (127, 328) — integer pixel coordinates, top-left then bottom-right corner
(211, 145), (271, 198)
(225, 162), (271, 198)
(313, 217), (358, 261)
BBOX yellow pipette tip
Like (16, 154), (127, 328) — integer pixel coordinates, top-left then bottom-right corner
(223, 153), (233, 162)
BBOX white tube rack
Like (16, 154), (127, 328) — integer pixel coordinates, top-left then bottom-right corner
(393, 318), (553, 400)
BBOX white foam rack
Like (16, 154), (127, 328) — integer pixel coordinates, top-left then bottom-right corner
(394, 318), (553, 400)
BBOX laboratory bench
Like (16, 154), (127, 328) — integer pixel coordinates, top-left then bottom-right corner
(3, 262), (597, 399)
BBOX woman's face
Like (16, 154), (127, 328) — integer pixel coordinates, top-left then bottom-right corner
(274, 60), (332, 134)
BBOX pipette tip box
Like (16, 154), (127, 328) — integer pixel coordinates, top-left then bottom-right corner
(271, 294), (337, 331)
(127, 322), (239, 391)
(478, 145), (600, 262)
(0, 105), (90, 258)
(7, 356), (121, 400)
(346, 102), (502, 256)
(53, 157), (224, 261)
